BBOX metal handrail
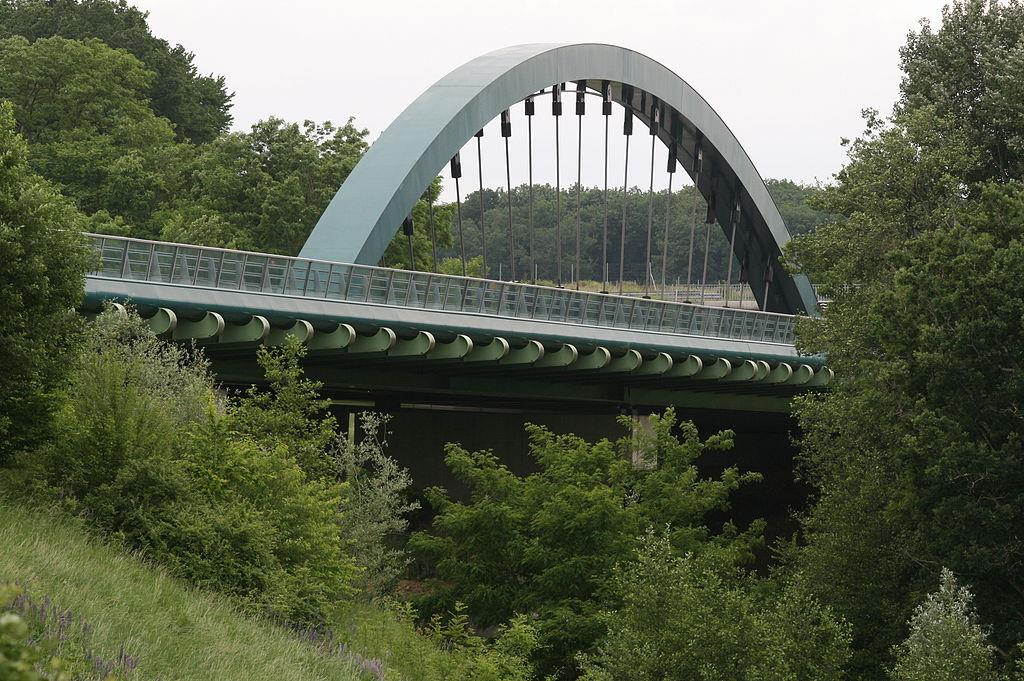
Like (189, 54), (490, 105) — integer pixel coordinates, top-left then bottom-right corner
(85, 233), (798, 345)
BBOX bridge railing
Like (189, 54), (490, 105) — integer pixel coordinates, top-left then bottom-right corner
(87, 234), (798, 345)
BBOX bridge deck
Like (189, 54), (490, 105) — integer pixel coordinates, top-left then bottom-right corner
(82, 234), (827, 413)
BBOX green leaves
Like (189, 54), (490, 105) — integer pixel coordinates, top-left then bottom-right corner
(412, 408), (763, 678)
(0, 101), (90, 463)
(785, 3), (1024, 676)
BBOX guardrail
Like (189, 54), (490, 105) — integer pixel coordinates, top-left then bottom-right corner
(87, 234), (798, 345)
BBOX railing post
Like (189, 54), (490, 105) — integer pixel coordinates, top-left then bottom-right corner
(237, 253), (248, 290)
(168, 246), (181, 283)
(145, 242), (156, 281)
(215, 250), (226, 288)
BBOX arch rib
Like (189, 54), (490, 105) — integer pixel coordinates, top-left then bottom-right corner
(300, 43), (817, 314)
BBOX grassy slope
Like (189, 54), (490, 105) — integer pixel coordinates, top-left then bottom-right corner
(0, 502), (376, 681)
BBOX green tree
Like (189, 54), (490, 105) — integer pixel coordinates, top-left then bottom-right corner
(890, 569), (998, 681)
(29, 310), (353, 622)
(0, 35), (188, 233)
(381, 176), (456, 271)
(0, 0), (232, 143)
(412, 409), (763, 679)
(0, 101), (90, 464)
(785, 2), (1024, 676)
(764, 178), (835, 235)
(335, 412), (420, 596)
(582, 533), (850, 681)
(158, 117), (368, 255)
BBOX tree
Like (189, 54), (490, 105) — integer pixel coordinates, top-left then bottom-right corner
(158, 117), (368, 255)
(0, 35), (189, 234)
(335, 412), (420, 596)
(0, 0), (233, 143)
(381, 176), (456, 271)
(785, 2), (1024, 676)
(0, 101), (90, 464)
(411, 409), (763, 679)
(890, 569), (998, 681)
(27, 310), (354, 622)
(581, 533), (850, 681)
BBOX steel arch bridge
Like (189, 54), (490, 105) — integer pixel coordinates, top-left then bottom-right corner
(301, 43), (817, 316)
(82, 43), (829, 416)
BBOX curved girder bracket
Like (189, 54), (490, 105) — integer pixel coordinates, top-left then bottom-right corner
(299, 43), (817, 314)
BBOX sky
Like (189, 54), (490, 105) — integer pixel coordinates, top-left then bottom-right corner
(135, 0), (945, 198)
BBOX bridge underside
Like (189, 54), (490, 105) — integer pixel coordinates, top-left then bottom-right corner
(84, 287), (829, 416)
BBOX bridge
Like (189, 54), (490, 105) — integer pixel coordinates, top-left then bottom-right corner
(82, 43), (829, 424)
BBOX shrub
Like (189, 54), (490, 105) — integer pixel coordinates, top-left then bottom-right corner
(0, 585), (69, 681)
(411, 409), (764, 678)
(890, 568), (998, 681)
(29, 310), (354, 622)
(335, 412), (419, 595)
(581, 532), (850, 681)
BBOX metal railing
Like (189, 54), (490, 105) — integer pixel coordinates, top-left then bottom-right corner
(86, 234), (798, 345)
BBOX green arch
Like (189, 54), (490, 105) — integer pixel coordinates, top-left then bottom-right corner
(299, 43), (817, 314)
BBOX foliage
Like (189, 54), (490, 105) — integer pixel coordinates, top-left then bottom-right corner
(0, 35), (188, 232)
(0, 0), (233, 143)
(581, 533), (850, 681)
(0, 101), (91, 464)
(0, 504), (381, 680)
(764, 178), (834, 235)
(228, 337), (337, 481)
(785, 1), (1024, 676)
(412, 409), (763, 678)
(381, 176), (457, 271)
(427, 180), (827, 285)
(157, 117), (369, 254)
(28, 310), (353, 622)
(335, 412), (420, 596)
(889, 568), (998, 681)
(421, 603), (537, 681)
(899, 0), (1024, 183)
(0, 586), (70, 681)
(438, 254), (485, 277)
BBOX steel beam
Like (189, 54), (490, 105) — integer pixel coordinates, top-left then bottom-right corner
(173, 312), (224, 341)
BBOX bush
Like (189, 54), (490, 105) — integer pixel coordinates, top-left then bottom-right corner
(581, 532), (850, 681)
(28, 310), (354, 622)
(0, 100), (91, 464)
(0, 585), (69, 681)
(411, 409), (764, 678)
(890, 568), (998, 681)
(335, 412), (419, 595)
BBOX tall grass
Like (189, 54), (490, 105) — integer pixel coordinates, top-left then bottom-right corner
(0, 503), (373, 680)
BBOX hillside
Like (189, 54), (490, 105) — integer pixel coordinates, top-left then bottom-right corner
(0, 502), (424, 681)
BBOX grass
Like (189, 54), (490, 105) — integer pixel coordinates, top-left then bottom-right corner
(0, 502), (390, 680)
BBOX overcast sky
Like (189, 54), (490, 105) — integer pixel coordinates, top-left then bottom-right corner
(135, 0), (945, 196)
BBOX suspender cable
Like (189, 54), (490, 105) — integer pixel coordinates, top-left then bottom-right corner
(643, 100), (659, 299)
(763, 263), (773, 311)
(501, 109), (515, 281)
(724, 201), (741, 308)
(402, 214), (415, 269)
(699, 189), (715, 305)
(451, 153), (467, 277)
(575, 81), (585, 290)
(428, 200), (438, 272)
(601, 80), (611, 294)
(662, 143), (677, 298)
(686, 139), (703, 291)
(474, 128), (486, 278)
(525, 95), (536, 283)
(737, 254), (748, 309)
(618, 87), (634, 295)
(553, 83), (564, 287)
